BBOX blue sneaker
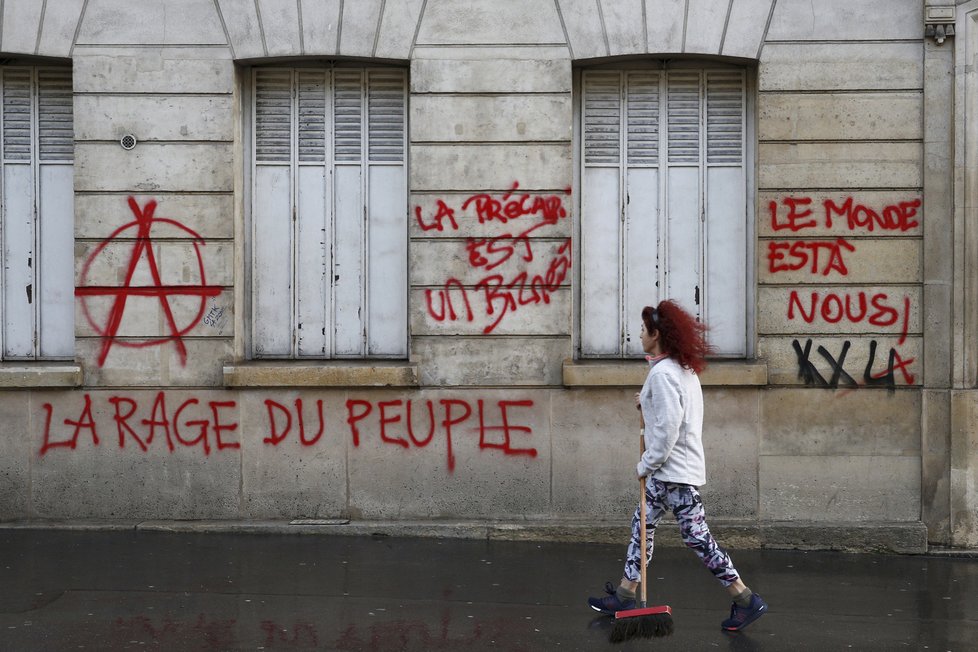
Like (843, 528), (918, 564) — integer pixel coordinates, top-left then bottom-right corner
(588, 582), (635, 616)
(721, 593), (768, 631)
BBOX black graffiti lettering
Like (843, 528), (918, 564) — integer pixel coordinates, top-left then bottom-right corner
(816, 341), (859, 389)
(862, 340), (897, 392)
(793, 339), (827, 386)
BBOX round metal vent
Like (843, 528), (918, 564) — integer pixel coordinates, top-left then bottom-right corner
(120, 134), (137, 150)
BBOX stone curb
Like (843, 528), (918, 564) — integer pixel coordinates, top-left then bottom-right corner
(0, 518), (933, 554)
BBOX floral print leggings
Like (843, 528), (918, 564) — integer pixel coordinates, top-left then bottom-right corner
(624, 477), (740, 586)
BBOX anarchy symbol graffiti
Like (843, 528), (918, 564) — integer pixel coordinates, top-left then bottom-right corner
(75, 197), (223, 367)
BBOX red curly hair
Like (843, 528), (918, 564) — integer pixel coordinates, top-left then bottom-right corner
(642, 300), (713, 374)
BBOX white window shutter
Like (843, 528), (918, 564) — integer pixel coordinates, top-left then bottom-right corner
(251, 65), (407, 360)
(623, 72), (660, 356)
(664, 71), (702, 319)
(366, 70), (407, 356)
(253, 69), (295, 356)
(36, 68), (75, 357)
(1, 66), (74, 360)
(581, 71), (623, 355)
(705, 71), (747, 355)
(581, 66), (747, 358)
(37, 68), (73, 161)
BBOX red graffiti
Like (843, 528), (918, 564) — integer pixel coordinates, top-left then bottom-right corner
(344, 398), (536, 473)
(418, 183), (571, 334)
(770, 196), (921, 233)
(787, 291), (911, 345)
(75, 197), (223, 367)
(767, 238), (855, 276)
(39, 394), (539, 474)
(40, 392), (239, 457)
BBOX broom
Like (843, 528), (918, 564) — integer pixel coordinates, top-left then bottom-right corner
(609, 441), (674, 642)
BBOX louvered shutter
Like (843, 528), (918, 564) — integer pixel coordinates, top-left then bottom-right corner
(623, 72), (660, 356)
(365, 70), (407, 356)
(253, 69), (295, 356)
(36, 68), (75, 357)
(704, 71), (747, 355)
(296, 71), (329, 357)
(581, 71), (624, 355)
(580, 66), (747, 358)
(331, 69), (365, 356)
(1, 66), (74, 360)
(664, 71), (702, 320)
(251, 66), (407, 360)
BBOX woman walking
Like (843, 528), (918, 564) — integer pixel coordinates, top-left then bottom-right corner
(587, 300), (768, 632)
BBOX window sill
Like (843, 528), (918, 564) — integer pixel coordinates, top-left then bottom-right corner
(223, 361), (419, 388)
(561, 358), (768, 387)
(0, 363), (83, 389)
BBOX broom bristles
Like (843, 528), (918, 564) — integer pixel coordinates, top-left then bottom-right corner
(609, 606), (674, 642)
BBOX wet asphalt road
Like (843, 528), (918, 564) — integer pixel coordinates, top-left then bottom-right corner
(0, 529), (975, 651)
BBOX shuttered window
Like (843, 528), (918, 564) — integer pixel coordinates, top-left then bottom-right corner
(250, 66), (407, 359)
(580, 66), (748, 357)
(0, 66), (74, 360)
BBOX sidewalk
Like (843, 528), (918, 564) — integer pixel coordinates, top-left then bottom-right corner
(0, 527), (975, 650)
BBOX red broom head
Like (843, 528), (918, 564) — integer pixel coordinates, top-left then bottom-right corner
(609, 605), (674, 642)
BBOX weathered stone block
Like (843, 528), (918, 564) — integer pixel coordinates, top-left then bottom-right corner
(410, 144), (572, 191)
(77, 338), (231, 387)
(215, 0), (264, 58)
(32, 390), (242, 519)
(759, 43), (923, 92)
(411, 58), (572, 93)
(602, 0), (645, 56)
(37, 0), (86, 58)
(413, 336), (569, 386)
(410, 95), (572, 142)
(759, 455), (920, 521)
(410, 288), (571, 336)
(757, 191), (923, 238)
(2, 0), (44, 54)
(0, 393), (31, 518)
(256, 0), (301, 56)
(757, 238), (921, 285)
(760, 388), (920, 456)
(645, 0), (685, 53)
(757, 286), (921, 337)
(338, 0), (382, 57)
(684, 0), (727, 55)
(73, 49), (234, 94)
(417, 0), (565, 45)
(75, 240), (232, 287)
(757, 336), (922, 387)
(375, 0), (425, 59)
(409, 239), (571, 286)
(767, 0), (921, 41)
(922, 390), (951, 544)
(758, 142), (922, 189)
(759, 92), (922, 141)
(77, 0), (226, 45)
(557, 0), (606, 59)
(699, 389), (760, 518)
(75, 194), (234, 240)
(74, 143), (234, 193)
(238, 389), (348, 519)
(722, 0), (777, 59)
(950, 390), (978, 547)
(410, 190), (573, 239)
(551, 388), (638, 516)
(299, 0), (340, 54)
(74, 95), (235, 142)
(346, 389), (550, 518)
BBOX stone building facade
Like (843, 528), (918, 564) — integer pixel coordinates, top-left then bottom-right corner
(0, 0), (973, 552)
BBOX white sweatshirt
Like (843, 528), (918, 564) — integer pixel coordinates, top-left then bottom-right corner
(636, 356), (706, 486)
